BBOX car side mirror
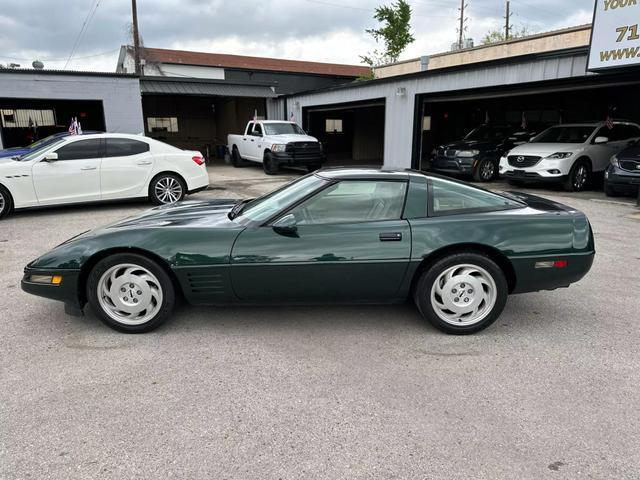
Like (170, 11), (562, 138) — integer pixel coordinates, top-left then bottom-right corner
(43, 152), (58, 162)
(272, 213), (298, 237)
(594, 136), (609, 144)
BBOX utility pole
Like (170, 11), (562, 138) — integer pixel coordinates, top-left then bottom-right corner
(505, 1), (512, 41)
(457, 0), (468, 49)
(131, 0), (142, 75)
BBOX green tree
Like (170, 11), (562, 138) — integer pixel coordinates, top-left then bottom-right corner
(360, 0), (415, 69)
(481, 26), (531, 45)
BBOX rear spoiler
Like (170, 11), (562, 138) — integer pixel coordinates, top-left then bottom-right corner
(501, 191), (578, 213)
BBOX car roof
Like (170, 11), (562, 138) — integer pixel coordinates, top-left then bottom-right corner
(61, 132), (149, 142)
(315, 167), (411, 181)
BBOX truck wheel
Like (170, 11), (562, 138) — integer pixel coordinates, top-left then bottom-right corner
(472, 159), (496, 182)
(231, 147), (245, 168)
(263, 153), (279, 175)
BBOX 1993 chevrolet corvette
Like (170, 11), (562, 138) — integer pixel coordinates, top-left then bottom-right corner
(22, 168), (595, 335)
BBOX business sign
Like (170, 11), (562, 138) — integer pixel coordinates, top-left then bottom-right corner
(588, 0), (640, 71)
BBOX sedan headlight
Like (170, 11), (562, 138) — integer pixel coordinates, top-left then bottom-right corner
(610, 155), (619, 167)
(271, 144), (287, 153)
(546, 152), (573, 159)
(457, 150), (480, 158)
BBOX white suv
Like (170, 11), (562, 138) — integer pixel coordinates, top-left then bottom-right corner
(499, 121), (640, 191)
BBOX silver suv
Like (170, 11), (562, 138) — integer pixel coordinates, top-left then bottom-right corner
(499, 121), (640, 191)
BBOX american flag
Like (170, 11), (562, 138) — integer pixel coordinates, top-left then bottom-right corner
(290, 111), (296, 123)
(68, 117), (78, 135)
(606, 114), (614, 130)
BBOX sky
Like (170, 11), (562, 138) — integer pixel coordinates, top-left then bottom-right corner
(0, 0), (594, 71)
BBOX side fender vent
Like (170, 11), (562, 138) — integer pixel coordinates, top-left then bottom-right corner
(186, 272), (225, 295)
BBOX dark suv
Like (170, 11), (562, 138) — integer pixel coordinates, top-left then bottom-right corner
(605, 140), (640, 197)
(430, 124), (537, 182)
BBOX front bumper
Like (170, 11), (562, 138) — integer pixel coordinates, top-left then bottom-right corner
(21, 267), (83, 309)
(499, 156), (572, 183)
(605, 165), (640, 194)
(429, 156), (475, 175)
(272, 152), (326, 167)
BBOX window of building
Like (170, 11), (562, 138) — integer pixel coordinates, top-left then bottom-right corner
(325, 119), (343, 133)
(1, 109), (56, 128)
(105, 138), (150, 157)
(147, 117), (178, 133)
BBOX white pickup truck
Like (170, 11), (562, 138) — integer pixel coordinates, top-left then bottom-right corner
(228, 120), (325, 175)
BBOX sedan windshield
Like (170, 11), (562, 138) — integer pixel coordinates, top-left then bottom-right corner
(238, 174), (328, 222)
(532, 126), (596, 144)
(464, 125), (513, 141)
(263, 123), (307, 135)
(16, 138), (66, 161)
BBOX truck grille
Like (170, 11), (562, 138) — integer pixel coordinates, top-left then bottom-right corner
(619, 159), (640, 172)
(508, 155), (541, 168)
(286, 142), (322, 156)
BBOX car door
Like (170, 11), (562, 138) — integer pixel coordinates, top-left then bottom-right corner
(242, 122), (256, 160)
(101, 137), (154, 199)
(230, 179), (412, 303)
(251, 123), (266, 161)
(31, 138), (102, 205)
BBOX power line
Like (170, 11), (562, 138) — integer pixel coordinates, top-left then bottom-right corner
(63, 0), (102, 70)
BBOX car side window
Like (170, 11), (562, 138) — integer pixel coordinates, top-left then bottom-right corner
(105, 138), (150, 157)
(290, 180), (407, 225)
(253, 124), (263, 136)
(430, 177), (522, 216)
(54, 139), (102, 161)
(246, 122), (254, 135)
(619, 125), (640, 140)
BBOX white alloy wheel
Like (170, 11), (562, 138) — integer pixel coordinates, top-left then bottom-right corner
(97, 264), (164, 326)
(429, 263), (497, 327)
(154, 176), (183, 204)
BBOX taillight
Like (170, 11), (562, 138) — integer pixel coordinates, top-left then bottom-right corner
(192, 156), (205, 166)
(535, 260), (569, 269)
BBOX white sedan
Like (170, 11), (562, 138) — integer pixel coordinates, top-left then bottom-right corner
(0, 133), (209, 219)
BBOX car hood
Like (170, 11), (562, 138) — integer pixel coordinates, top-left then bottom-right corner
(441, 139), (498, 151)
(507, 143), (582, 156)
(267, 134), (318, 143)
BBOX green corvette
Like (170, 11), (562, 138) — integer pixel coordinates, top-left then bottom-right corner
(22, 168), (594, 334)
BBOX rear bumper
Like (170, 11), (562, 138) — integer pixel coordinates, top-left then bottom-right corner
(510, 252), (595, 294)
(21, 267), (83, 308)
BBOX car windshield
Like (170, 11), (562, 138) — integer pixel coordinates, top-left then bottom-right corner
(532, 126), (596, 144)
(25, 134), (63, 150)
(16, 138), (66, 161)
(238, 174), (328, 222)
(464, 125), (512, 141)
(263, 123), (306, 135)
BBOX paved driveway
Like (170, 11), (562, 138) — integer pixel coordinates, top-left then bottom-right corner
(1, 163), (639, 479)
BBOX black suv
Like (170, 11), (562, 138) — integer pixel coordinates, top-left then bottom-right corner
(605, 140), (640, 197)
(430, 124), (538, 182)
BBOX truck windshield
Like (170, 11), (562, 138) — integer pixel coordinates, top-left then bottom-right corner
(238, 174), (327, 222)
(263, 123), (306, 135)
(532, 126), (596, 144)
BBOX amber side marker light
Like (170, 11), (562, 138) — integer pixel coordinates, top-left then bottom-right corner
(30, 275), (63, 285)
(535, 260), (568, 269)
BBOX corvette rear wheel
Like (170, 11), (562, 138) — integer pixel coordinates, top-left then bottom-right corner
(150, 174), (185, 205)
(414, 253), (508, 335)
(0, 185), (13, 219)
(87, 253), (175, 333)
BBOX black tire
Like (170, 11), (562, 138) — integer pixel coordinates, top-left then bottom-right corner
(306, 164), (322, 173)
(231, 147), (245, 168)
(604, 182), (620, 197)
(149, 173), (186, 205)
(564, 159), (591, 192)
(0, 184), (13, 220)
(86, 253), (176, 333)
(413, 252), (508, 335)
(472, 159), (497, 182)
(263, 152), (279, 175)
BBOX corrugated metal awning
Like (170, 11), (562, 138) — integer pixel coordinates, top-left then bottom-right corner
(140, 79), (277, 98)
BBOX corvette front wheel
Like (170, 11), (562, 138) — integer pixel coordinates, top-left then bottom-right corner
(87, 253), (175, 333)
(414, 253), (508, 335)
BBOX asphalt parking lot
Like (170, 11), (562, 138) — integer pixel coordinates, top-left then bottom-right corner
(2, 162), (639, 479)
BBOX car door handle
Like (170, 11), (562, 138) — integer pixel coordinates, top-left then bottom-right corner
(379, 232), (402, 242)
(80, 166), (97, 171)
(136, 161), (152, 165)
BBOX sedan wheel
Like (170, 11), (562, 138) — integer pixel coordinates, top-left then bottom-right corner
(151, 175), (185, 205)
(414, 253), (508, 334)
(87, 254), (175, 333)
(0, 185), (12, 219)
